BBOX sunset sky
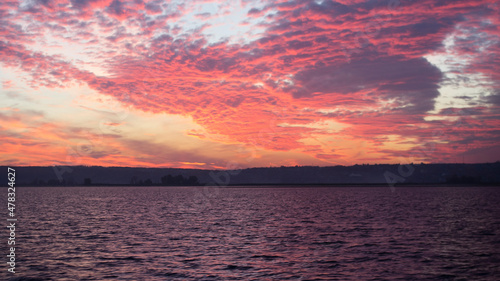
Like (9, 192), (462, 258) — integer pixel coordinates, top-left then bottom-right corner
(1, 0), (499, 169)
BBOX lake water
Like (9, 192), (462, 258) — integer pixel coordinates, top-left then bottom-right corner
(3, 186), (500, 280)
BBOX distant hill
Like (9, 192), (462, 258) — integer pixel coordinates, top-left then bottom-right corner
(2, 162), (500, 187)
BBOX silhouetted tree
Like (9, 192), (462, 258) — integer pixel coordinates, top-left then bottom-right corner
(130, 176), (138, 185)
(174, 175), (184, 185)
(187, 176), (199, 186)
(48, 179), (60, 186)
(446, 174), (480, 184)
(161, 175), (174, 185)
(161, 174), (199, 186)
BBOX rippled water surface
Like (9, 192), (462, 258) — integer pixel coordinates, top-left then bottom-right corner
(3, 186), (500, 280)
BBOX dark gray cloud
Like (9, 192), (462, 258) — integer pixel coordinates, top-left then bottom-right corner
(145, 2), (162, 13)
(486, 91), (500, 107)
(306, 0), (353, 17)
(106, 0), (124, 17)
(291, 55), (442, 112)
(70, 0), (93, 9)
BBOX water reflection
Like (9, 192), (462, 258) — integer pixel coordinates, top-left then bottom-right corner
(5, 186), (499, 280)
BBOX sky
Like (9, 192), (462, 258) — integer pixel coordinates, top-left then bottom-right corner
(1, 0), (499, 169)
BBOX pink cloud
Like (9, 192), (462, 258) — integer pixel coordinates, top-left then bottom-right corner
(2, 80), (14, 89)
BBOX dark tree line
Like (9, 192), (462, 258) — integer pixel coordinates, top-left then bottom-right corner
(161, 174), (200, 186)
(445, 174), (480, 184)
(127, 174), (199, 186)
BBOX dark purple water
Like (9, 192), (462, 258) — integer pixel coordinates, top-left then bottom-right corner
(3, 186), (500, 280)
